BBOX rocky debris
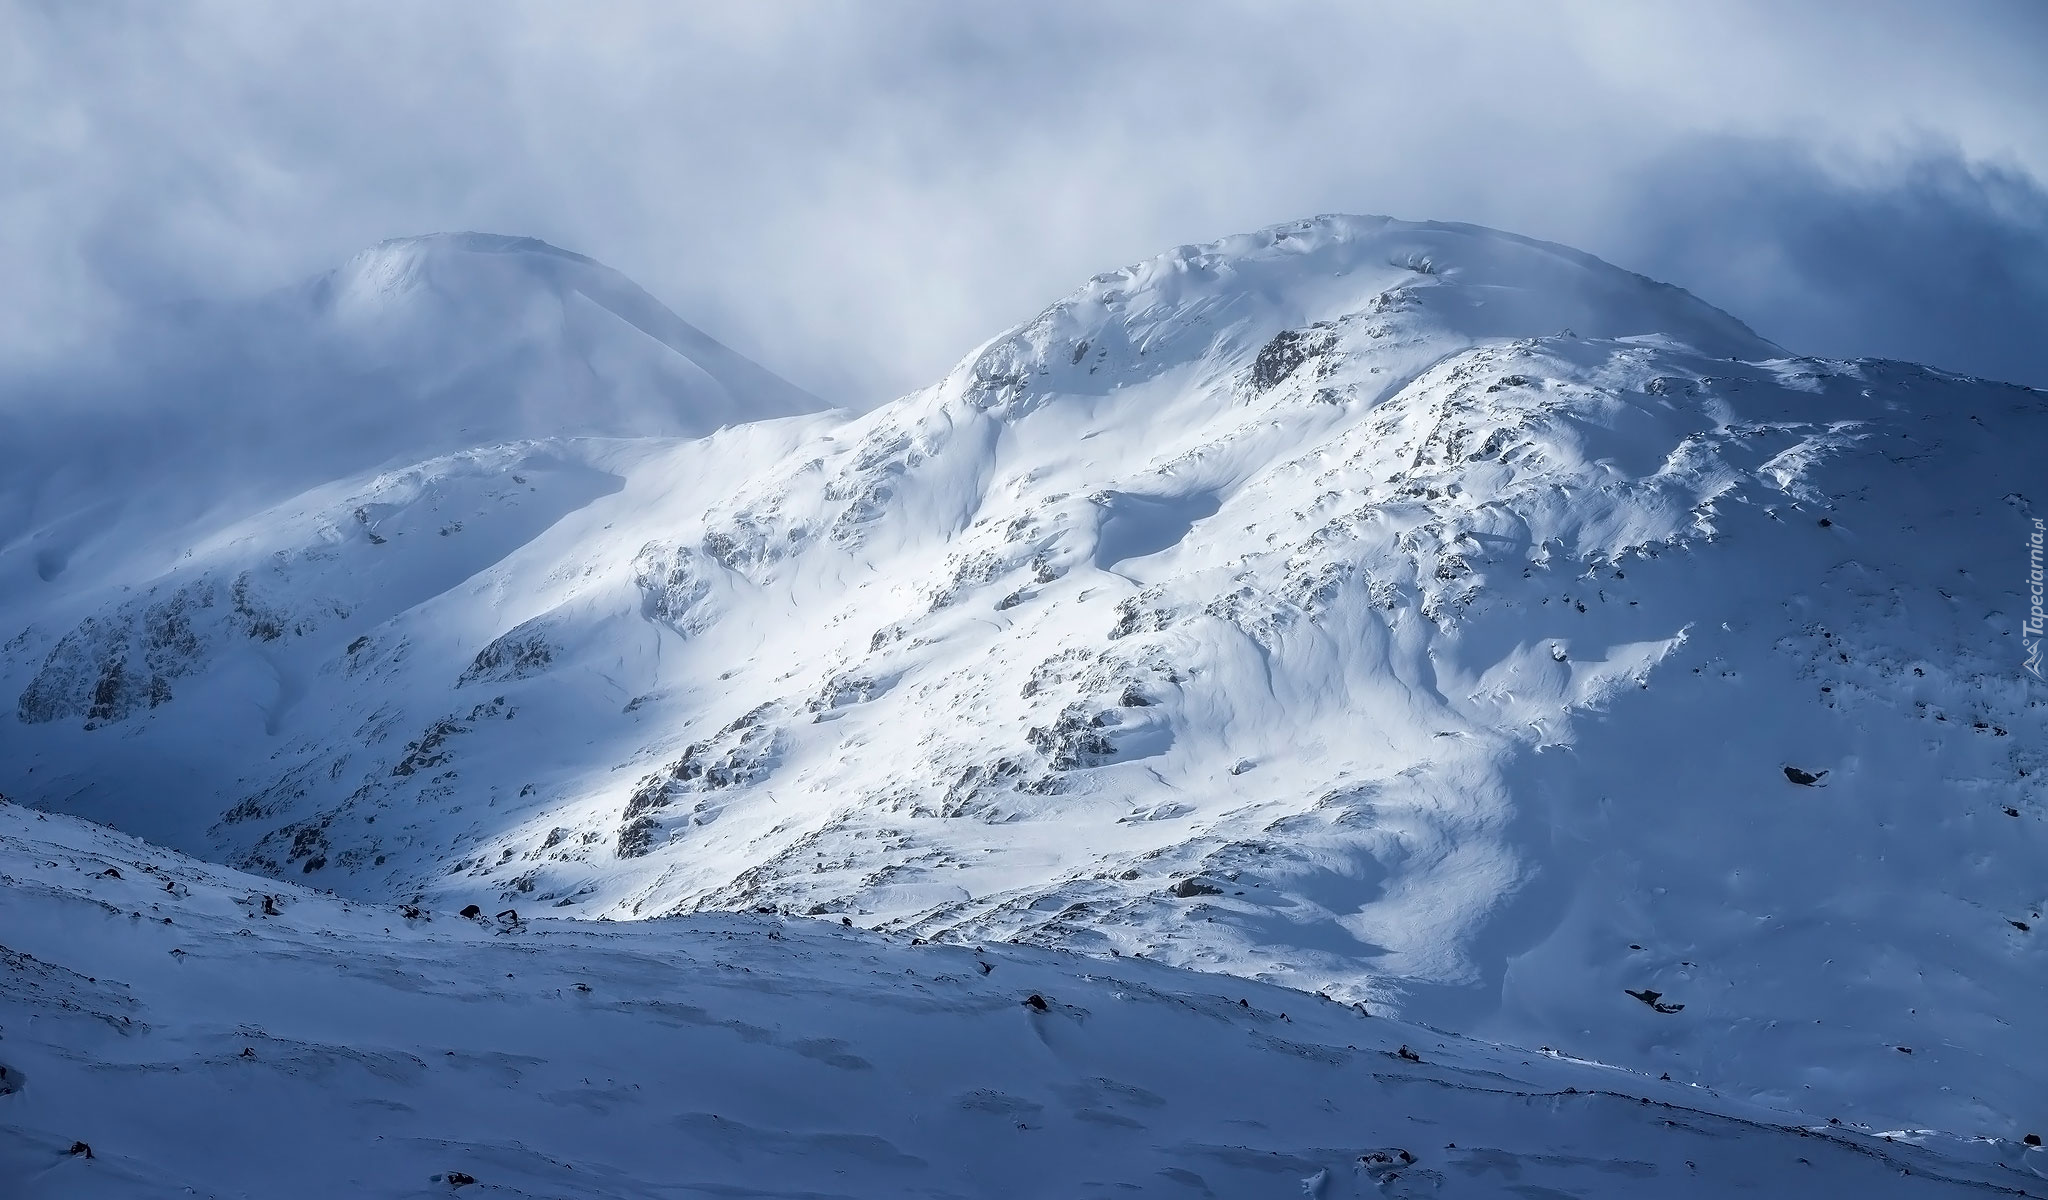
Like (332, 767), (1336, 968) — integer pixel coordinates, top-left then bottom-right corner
(1783, 766), (1826, 786)
(1626, 988), (1685, 1014)
(459, 904), (481, 918)
(392, 721), (460, 778)
(1022, 994), (1049, 1012)
(1106, 592), (1174, 640)
(228, 573), (293, 641)
(633, 541), (717, 632)
(1249, 325), (1336, 391)
(1358, 1148), (1417, 1182)
(16, 582), (213, 726)
(389, 698), (511, 778)
(926, 548), (1018, 612)
(617, 704), (785, 858)
(68, 1141), (93, 1159)
(1167, 877), (1223, 898)
(939, 758), (1024, 816)
(457, 620), (556, 685)
(1025, 702), (1117, 772)
(807, 672), (885, 715)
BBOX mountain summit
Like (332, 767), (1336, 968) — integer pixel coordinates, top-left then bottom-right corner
(2, 216), (2042, 1144)
(0, 232), (820, 603)
(296, 232), (823, 444)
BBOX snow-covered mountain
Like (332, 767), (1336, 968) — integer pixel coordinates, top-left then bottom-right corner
(0, 232), (822, 603)
(3, 216), (2043, 1160)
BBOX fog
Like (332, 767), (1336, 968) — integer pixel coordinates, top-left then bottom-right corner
(6, 0), (2044, 403)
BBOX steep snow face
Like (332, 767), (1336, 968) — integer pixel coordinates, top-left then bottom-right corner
(5, 801), (2041, 1198)
(3, 216), (2043, 1142)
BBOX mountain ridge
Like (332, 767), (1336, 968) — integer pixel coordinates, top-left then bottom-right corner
(2, 214), (2042, 1141)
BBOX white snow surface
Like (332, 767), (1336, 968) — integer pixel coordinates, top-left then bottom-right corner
(4, 801), (2042, 1198)
(3, 216), (2045, 1169)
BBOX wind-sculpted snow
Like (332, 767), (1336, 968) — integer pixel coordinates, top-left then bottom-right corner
(4, 802), (2042, 1198)
(2, 216), (2044, 1149)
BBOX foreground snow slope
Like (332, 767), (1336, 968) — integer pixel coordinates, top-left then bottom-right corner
(4, 802), (2042, 1198)
(3, 216), (2043, 1142)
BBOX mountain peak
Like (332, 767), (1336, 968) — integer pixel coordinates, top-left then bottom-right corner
(300, 230), (823, 438)
(0, 231), (827, 595)
(306, 232), (594, 309)
(957, 214), (1777, 418)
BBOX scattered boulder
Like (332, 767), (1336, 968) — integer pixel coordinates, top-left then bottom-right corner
(1357, 1148), (1418, 1184)
(1022, 994), (1049, 1012)
(459, 904), (482, 918)
(446, 1171), (476, 1187)
(1783, 766), (1826, 786)
(2024, 1133), (2041, 1147)
(1625, 988), (1685, 1014)
(1167, 877), (1222, 898)
(1396, 1045), (1422, 1063)
(68, 1141), (92, 1159)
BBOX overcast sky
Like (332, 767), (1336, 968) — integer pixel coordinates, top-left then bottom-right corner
(6, 0), (2047, 404)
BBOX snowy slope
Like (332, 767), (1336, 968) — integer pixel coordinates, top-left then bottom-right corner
(4, 801), (2041, 1198)
(3, 216), (2044, 1148)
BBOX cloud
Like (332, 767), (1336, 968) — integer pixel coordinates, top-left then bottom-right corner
(3, 0), (2045, 402)
(1595, 141), (2048, 388)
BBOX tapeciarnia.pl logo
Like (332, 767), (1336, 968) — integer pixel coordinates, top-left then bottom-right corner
(2027, 517), (2045, 680)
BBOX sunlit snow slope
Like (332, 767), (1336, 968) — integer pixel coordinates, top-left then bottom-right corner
(3, 216), (2043, 1146)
